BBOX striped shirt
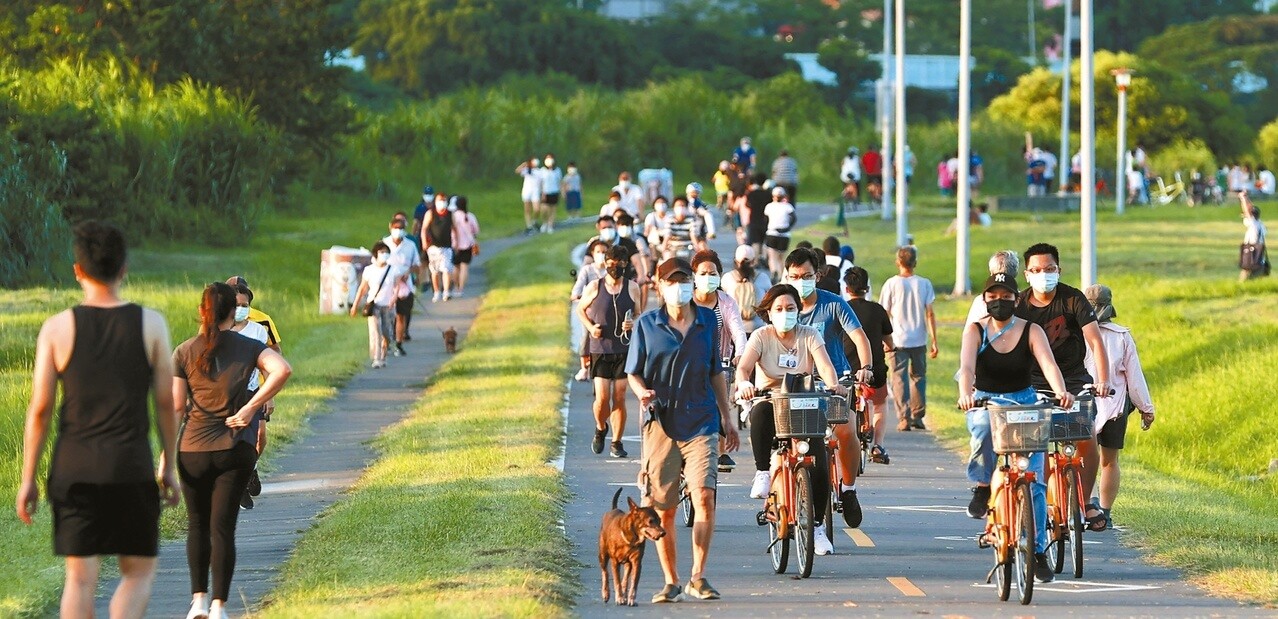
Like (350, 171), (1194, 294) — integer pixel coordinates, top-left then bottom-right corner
(772, 156), (799, 184)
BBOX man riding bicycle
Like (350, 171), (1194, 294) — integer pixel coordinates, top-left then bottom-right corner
(663, 197), (706, 258)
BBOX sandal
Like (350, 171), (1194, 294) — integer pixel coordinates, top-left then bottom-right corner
(1085, 503), (1108, 532)
(870, 444), (891, 465)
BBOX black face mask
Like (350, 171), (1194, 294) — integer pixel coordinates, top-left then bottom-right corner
(607, 265), (626, 280)
(987, 298), (1016, 321)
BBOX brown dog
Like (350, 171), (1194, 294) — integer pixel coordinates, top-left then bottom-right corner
(442, 327), (457, 353)
(599, 487), (664, 606)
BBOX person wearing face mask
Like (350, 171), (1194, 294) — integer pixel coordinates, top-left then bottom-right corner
(411, 185), (435, 268)
(578, 246), (642, 459)
(538, 153), (562, 234)
(644, 196), (671, 248)
(563, 161), (583, 217)
(965, 250), (1020, 324)
(449, 196), (480, 297)
(626, 257), (740, 603)
(612, 171), (646, 219)
(572, 240), (612, 382)
(423, 195), (459, 303)
(712, 161), (731, 220)
(780, 249), (875, 528)
(763, 186), (796, 281)
(225, 277), (282, 497)
(663, 197), (704, 260)
(691, 250), (748, 471)
(956, 272), (1072, 584)
(1014, 242), (1111, 531)
(743, 172), (771, 261)
(1082, 284), (1156, 531)
(598, 190), (625, 219)
(721, 245), (773, 334)
(879, 246), (939, 432)
(229, 284), (271, 510)
(517, 158), (543, 235)
(351, 242), (402, 368)
(587, 215), (648, 290)
(732, 136), (757, 172)
(615, 212), (651, 280)
(384, 214), (422, 353)
(841, 267), (893, 464)
(735, 284), (848, 556)
(686, 182), (717, 241)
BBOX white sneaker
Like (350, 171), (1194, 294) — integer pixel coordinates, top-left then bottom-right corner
(185, 599), (209, 619)
(442, 292), (451, 301)
(432, 292), (441, 302)
(813, 526), (834, 555)
(749, 470), (771, 499)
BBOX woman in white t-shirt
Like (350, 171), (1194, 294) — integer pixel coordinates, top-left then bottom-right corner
(735, 283), (847, 555)
(350, 243), (402, 368)
(763, 186), (796, 281)
(516, 158), (542, 234)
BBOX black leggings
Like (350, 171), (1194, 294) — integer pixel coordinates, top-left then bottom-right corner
(749, 401), (831, 522)
(178, 442), (257, 601)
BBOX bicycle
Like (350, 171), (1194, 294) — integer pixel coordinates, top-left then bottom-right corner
(1151, 171), (1189, 205)
(971, 397), (1054, 605)
(1041, 389), (1095, 578)
(822, 380), (855, 548)
(753, 388), (840, 578)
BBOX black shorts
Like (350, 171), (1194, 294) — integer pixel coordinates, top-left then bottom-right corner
(452, 248), (474, 265)
(764, 235), (791, 252)
(746, 228), (766, 246)
(543, 193), (560, 205)
(1097, 410), (1130, 449)
(590, 353), (628, 380)
(50, 480), (160, 557)
(395, 293), (414, 316)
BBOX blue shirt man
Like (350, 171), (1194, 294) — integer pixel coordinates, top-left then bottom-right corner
(732, 137), (757, 171)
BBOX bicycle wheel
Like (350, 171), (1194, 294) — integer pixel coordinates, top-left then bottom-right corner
(768, 519), (789, 574)
(824, 489), (835, 549)
(994, 553), (1012, 601)
(679, 477), (694, 528)
(1014, 481), (1036, 605)
(859, 440), (868, 475)
(1067, 466), (1084, 578)
(794, 467), (816, 578)
(1047, 466), (1065, 574)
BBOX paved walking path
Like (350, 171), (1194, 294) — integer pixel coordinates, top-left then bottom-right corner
(562, 203), (1264, 617)
(96, 237), (522, 618)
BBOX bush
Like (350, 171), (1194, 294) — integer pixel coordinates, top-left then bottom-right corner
(1255, 117), (1278, 170)
(0, 131), (72, 287)
(1150, 139), (1218, 178)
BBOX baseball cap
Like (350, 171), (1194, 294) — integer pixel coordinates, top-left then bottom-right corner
(982, 272), (1018, 295)
(734, 245), (755, 262)
(1084, 284), (1116, 321)
(656, 257), (693, 281)
(423, 185), (434, 195)
(226, 275), (249, 289)
(771, 186), (787, 197)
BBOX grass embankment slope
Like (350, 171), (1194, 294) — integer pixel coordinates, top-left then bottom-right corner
(0, 178), (583, 617)
(793, 199), (1278, 604)
(259, 232), (577, 618)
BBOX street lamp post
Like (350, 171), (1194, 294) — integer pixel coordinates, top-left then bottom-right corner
(880, 0), (893, 221)
(1112, 68), (1132, 215)
(1079, 0), (1096, 289)
(954, 0), (972, 296)
(894, 0), (908, 247)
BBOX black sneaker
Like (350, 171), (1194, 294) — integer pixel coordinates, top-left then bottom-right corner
(591, 423), (608, 455)
(840, 489), (863, 527)
(609, 441), (628, 459)
(239, 491), (254, 510)
(1034, 553), (1056, 582)
(968, 486), (991, 519)
(717, 453), (736, 472)
(247, 469), (262, 497)
(396, 343), (407, 356)
(910, 417), (927, 430)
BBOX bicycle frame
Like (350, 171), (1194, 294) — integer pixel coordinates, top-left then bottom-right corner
(765, 439), (815, 538)
(1044, 444), (1084, 539)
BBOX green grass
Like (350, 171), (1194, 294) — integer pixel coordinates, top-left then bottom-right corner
(0, 176), (599, 616)
(792, 197), (1278, 604)
(257, 232), (577, 618)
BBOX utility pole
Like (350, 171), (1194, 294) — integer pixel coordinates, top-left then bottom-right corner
(1058, 1), (1072, 193)
(880, 0), (893, 222)
(954, 0), (972, 295)
(894, 0), (908, 248)
(1080, 0), (1096, 288)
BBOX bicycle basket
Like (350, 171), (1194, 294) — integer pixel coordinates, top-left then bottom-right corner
(824, 392), (850, 425)
(987, 403), (1052, 454)
(1050, 395), (1096, 442)
(772, 393), (833, 437)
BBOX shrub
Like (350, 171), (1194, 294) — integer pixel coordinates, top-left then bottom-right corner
(1150, 139), (1218, 178)
(0, 130), (72, 287)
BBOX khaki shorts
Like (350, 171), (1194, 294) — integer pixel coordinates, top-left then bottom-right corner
(640, 418), (718, 510)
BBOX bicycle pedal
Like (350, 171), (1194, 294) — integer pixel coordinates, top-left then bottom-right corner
(717, 465), (735, 473)
(984, 564), (1000, 584)
(977, 533), (992, 549)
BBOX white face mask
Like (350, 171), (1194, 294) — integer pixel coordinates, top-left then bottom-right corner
(234, 306), (250, 323)
(654, 202), (668, 213)
(592, 252), (606, 264)
(375, 252), (388, 264)
(1026, 271), (1060, 294)
(435, 201), (447, 212)
(618, 180), (630, 189)
(673, 207), (687, 219)
(771, 309), (798, 333)
(788, 275), (816, 298)
(545, 158), (555, 168)
(663, 282), (694, 306)
(694, 274), (720, 293)
(390, 228), (404, 240)
(422, 194), (432, 204)
(609, 198), (620, 207)
(599, 228), (617, 242)
(617, 225), (633, 238)
(567, 166), (577, 175)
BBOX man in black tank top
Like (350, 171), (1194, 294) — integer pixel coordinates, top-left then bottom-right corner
(576, 246), (641, 458)
(18, 221), (180, 618)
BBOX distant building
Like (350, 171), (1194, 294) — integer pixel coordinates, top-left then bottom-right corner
(600, 0), (676, 20)
(785, 52), (977, 91)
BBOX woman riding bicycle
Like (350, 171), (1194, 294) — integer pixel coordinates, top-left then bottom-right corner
(956, 272), (1073, 584)
(735, 284), (847, 556)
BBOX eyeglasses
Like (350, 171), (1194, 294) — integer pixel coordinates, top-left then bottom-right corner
(786, 273), (816, 281)
(1026, 266), (1060, 274)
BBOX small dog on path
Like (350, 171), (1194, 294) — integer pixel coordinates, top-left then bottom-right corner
(442, 327), (457, 353)
(599, 487), (664, 606)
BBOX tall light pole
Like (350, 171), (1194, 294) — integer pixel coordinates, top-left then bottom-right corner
(1112, 68), (1132, 215)
(1058, 2), (1072, 194)
(1079, 0), (1096, 289)
(954, 0), (972, 295)
(881, 0), (893, 221)
(894, 0), (908, 247)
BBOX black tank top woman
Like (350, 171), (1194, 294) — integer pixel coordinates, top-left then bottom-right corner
(974, 320), (1034, 394)
(585, 278), (635, 355)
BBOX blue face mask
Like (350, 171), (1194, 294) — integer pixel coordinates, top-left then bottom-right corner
(234, 306), (250, 323)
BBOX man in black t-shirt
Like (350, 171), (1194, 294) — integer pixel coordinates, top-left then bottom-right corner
(744, 173), (771, 263)
(1015, 242), (1112, 532)
(842, 267), (894, 464)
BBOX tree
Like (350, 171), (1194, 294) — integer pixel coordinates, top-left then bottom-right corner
(972, 46), (1030, 106)
(1096, 0), (1255, 53)
(988, 50), (1251, 159)
(817, 37), (879, 108)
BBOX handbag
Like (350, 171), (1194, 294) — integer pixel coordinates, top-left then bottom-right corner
(363, 264), (392, 317)
(1240, 242), (1268, 273)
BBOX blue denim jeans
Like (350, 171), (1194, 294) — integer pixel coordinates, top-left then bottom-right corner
(967, 387), (1049, 553)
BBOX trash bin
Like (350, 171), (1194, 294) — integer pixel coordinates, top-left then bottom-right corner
(639, 168), (674, 205)
(319, 246), (372, 315)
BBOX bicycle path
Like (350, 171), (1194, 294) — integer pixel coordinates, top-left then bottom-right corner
(95, 236), (524, 618)
(561, 203), (1262, 617)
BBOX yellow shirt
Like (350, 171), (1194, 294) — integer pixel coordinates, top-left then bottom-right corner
(247, 307), (282, 349)
(713, 171), (731, 194)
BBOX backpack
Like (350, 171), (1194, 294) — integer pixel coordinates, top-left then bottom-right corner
(732, 272), (757, 321)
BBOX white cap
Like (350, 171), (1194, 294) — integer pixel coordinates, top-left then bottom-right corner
(735, 245), (756, 262)
(771, 185), (787, 197)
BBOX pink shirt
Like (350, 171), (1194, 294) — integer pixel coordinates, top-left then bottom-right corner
(1084, 321), (1154, 433)
(452, 211), (479, 250)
